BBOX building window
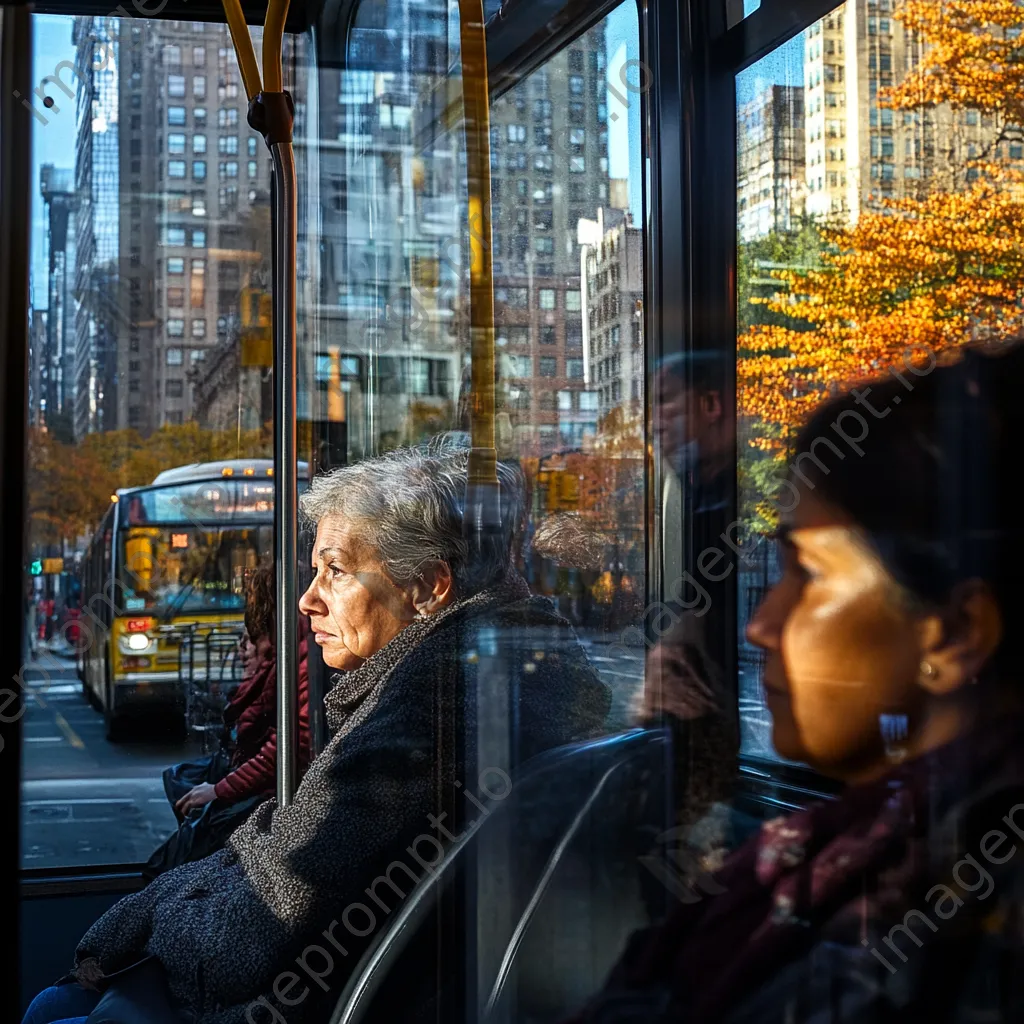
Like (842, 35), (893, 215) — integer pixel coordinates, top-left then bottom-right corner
(539, 288), (556, 310)
(191, 349), (206, 364)
(192, 228), (206, 247)
(166, 347), (183, 365)
(194, 107), (207, 126)
(507, 124), (527, 143)
(167, 133), (186, 155)
(219, 161), (239, 178)
(191, 319), (206, 337)
(558, 390), (573, 411)
(218, 135), (239, 155)
(570, 156), (586, 173)
(191, 259), (206, 307)
(167, 287), (185, 307)
(165, 226), (186, 246)
(192, 192), (206, 217)
(193, 134), (207, 154)
(167, 257), (185, 274)
(569, 75), (584, 95)
(168, 160), (186, 178)
(168, 106), (186, 126)
(193, 160), (206, 180)
(167, 318), (185, 337)
(540, 326), (556, 345)
(566, 359), (584, 379)
(248, 160), (258, 178)
(166, 380), (184, 398)
(218, 107), (239, 127)
(248, 136), (258, 157)
(168, 74), (186, 97)
(193, 45), (205, 66)
(539, 357), (557, 377)
(193, 76), (206, 98)
(162, 44), (181, 65)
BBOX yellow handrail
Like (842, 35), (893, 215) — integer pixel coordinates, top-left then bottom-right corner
(263, 0), (290, 93)
(457, 0), (498, 487)
(219, 0), (261, 101)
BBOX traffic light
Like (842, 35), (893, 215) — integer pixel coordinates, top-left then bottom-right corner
(30, 560), (42, 576)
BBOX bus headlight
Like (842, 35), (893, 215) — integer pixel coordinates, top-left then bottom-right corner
(127, 632), (152, 652)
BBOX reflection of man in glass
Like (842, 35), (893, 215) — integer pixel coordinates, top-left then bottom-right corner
(641, 351), (738, 868)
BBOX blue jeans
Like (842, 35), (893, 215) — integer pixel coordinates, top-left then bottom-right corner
(22, 982), (99, 1024)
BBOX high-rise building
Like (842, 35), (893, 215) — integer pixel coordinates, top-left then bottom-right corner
(73, 16), (121, 438)
(39, 164), (78, 436)
(72, 17), (276, 438)
(580, 208), (643, 423)
(737, 85), (805, 241)
(488, 27), (611, 454)
(804, 0), (997, 226)
(145, 23), (275, 431)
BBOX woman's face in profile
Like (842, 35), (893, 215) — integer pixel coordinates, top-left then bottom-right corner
(238, 631), (256, 673)
(298, 515), (418, 671)
(746, 488), (928, 782)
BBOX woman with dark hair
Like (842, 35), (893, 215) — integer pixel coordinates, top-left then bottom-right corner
(570, 342), (1024, 1022)
(141, 565), (312, 880)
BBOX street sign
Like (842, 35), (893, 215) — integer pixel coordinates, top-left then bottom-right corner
(42, 558), (64, 575)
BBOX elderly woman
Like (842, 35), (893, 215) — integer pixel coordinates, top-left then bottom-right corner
(24, 443), (611, 1024)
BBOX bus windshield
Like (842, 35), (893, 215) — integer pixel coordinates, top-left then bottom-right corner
(118, 525), (272, 617)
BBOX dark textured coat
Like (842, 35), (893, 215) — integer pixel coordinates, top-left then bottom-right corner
(72, 574), (611, 1023)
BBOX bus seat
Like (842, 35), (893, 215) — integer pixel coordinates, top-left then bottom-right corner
(328, 727), (674, 1024)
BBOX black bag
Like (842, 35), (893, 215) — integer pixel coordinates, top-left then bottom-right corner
(162, 749), (232, 825)
(84, 957), (190, 1024)
(142, 790), (266, 882)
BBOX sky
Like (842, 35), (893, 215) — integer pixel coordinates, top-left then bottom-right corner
(606, 0), (642, 224)
(736, 28), (805, 107)
(31, 16), (79, 311)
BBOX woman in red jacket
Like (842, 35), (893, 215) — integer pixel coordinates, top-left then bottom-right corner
(143, 566), (311, 879)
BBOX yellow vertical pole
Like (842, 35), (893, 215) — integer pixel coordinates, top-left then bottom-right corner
(457, 0), (497, 490)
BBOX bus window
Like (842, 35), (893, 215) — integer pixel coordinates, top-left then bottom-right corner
(20, 15), (309, 870)
(336, 1), (646, 722)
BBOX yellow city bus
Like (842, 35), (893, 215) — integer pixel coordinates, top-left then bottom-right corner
(77, 459), (307, 740)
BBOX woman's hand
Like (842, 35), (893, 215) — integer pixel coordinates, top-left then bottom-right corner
(176, 782), (218, 816)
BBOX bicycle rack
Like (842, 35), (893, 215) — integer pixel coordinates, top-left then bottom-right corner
(175, 624), (246, 751)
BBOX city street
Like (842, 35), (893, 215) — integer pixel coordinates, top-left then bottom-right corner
(20, 648), (201, 871)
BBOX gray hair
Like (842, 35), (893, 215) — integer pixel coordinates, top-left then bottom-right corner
(299, 439), (526, 597)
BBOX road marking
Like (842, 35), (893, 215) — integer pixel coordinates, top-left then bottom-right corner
(54, 712), (86, 750)
(25, 737), (63, 744)
(24, 797), (137, 805)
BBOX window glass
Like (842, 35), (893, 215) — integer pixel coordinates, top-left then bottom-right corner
(736, 1), (1024, 763)
(335, 0), (645, 755)
(22, 14), (288, 869)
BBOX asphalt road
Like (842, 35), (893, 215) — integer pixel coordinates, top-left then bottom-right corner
(21, 650), (202, 871)
(18, 635), (777, 872)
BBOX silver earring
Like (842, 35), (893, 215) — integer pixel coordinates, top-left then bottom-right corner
(920, 660), (936, 680)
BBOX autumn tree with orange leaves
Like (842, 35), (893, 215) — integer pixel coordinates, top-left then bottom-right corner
(737, 0), (1024, 529)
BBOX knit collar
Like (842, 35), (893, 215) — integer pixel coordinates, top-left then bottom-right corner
(323, 571), (531, 730)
